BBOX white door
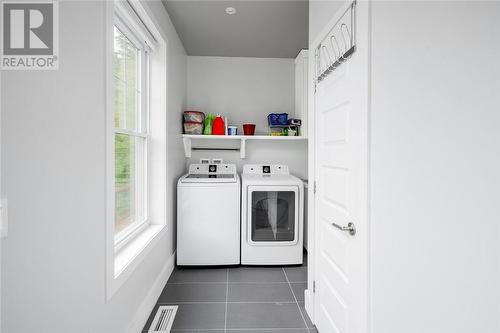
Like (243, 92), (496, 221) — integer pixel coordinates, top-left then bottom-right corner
(313, 2), (369, 333)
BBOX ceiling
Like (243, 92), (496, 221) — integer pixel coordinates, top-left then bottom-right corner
(162, 0), (309, 58)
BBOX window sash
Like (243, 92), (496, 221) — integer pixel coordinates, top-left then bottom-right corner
(114, 134), (148, 250)
(114, 18), (149, 136)
(113, 10), (150, 247)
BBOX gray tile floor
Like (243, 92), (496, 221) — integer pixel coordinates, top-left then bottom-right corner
(143, 255), (316, 333)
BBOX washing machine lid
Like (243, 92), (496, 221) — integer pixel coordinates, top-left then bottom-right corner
(180, 163), (238, 183)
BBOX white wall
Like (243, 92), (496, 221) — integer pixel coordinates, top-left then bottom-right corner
(151, 0), (188, 257)
(309, 0), (343, 42)
(369, 2), (500, 332)
(187, 56), (295, 135)
(186, 56), (307, 178)
(0, 1), (186, 332)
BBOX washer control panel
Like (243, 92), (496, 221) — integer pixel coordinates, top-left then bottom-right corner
(188, 164), (237, 175)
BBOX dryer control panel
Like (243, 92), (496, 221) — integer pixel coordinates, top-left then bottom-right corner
(243, 164), (290, 175)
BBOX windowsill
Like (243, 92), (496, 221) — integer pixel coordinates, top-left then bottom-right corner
(108, 224), (166, 299)
(114, 220), (150, 253)
(115, 224), (165, 276)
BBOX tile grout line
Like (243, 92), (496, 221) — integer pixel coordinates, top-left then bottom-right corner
(170, 328), (312, 332)
(224, 268), (229, 333)
(167, 281), (307, 285)
(156, 301), (299, 305)
(283, 267), (312, 333)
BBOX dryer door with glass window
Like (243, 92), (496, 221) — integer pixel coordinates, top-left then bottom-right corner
(247, 185), (299, 245)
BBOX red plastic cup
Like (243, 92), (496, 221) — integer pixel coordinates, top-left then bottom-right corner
(243, 124), (256, 136)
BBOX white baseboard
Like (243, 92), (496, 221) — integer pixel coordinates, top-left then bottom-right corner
(305, 289), (314, 325)
(126, 251), (176, 333)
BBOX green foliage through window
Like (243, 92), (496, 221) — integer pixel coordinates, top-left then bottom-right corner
(113, 25), (143, 235)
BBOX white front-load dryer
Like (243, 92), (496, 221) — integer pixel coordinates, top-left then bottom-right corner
(241, 164), (304, 265)
(177, 163), (240, 265)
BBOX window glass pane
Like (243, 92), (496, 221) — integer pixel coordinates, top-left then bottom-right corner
(115, 133), (138, 234)
(251, 191), (296, 242)
(114, 26), (139, 131)
(114, 79), (126, 128)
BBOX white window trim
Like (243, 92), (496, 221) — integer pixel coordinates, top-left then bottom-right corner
(114, 0), (158, 51)
(106, 0), (168, 300)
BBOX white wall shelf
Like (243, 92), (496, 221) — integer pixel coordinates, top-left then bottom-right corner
(182, 134), (307, 159)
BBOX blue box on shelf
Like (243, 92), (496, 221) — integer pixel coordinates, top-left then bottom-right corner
(267, 113), (288, 126)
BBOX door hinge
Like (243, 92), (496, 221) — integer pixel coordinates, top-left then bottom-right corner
(313, 280), (316, 293)
(313, 181), (317, 194)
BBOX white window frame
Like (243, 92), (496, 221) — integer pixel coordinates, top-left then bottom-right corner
(112, 15), (151, 252)
(106, 0), (168, 300)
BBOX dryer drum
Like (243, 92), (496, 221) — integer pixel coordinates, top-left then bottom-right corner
(251, 191), (295, 242)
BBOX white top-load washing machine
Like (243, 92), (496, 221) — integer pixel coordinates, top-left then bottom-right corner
(241, 164), (304, 265)
(177, 163), (240, 265)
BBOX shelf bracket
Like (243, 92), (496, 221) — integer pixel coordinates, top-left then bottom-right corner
(240, 138), (246, 159)
(183, 136), (192, 158)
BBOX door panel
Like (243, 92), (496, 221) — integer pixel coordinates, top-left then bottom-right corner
(320, 221), (349, 275)
(319, 248), (349, 299)
(313, 2), (369, 333)
(321, 168), (349, 209)
(321, 100), (350, 144)
(320, 276), (348, 332)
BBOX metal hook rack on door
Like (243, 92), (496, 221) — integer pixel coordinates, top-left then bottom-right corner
(315, 1), (356, 84)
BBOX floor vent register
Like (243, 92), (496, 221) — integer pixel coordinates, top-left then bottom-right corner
(148, 305), (178, 333)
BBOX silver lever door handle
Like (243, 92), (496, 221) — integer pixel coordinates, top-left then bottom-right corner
(331, 222), (356, 236)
